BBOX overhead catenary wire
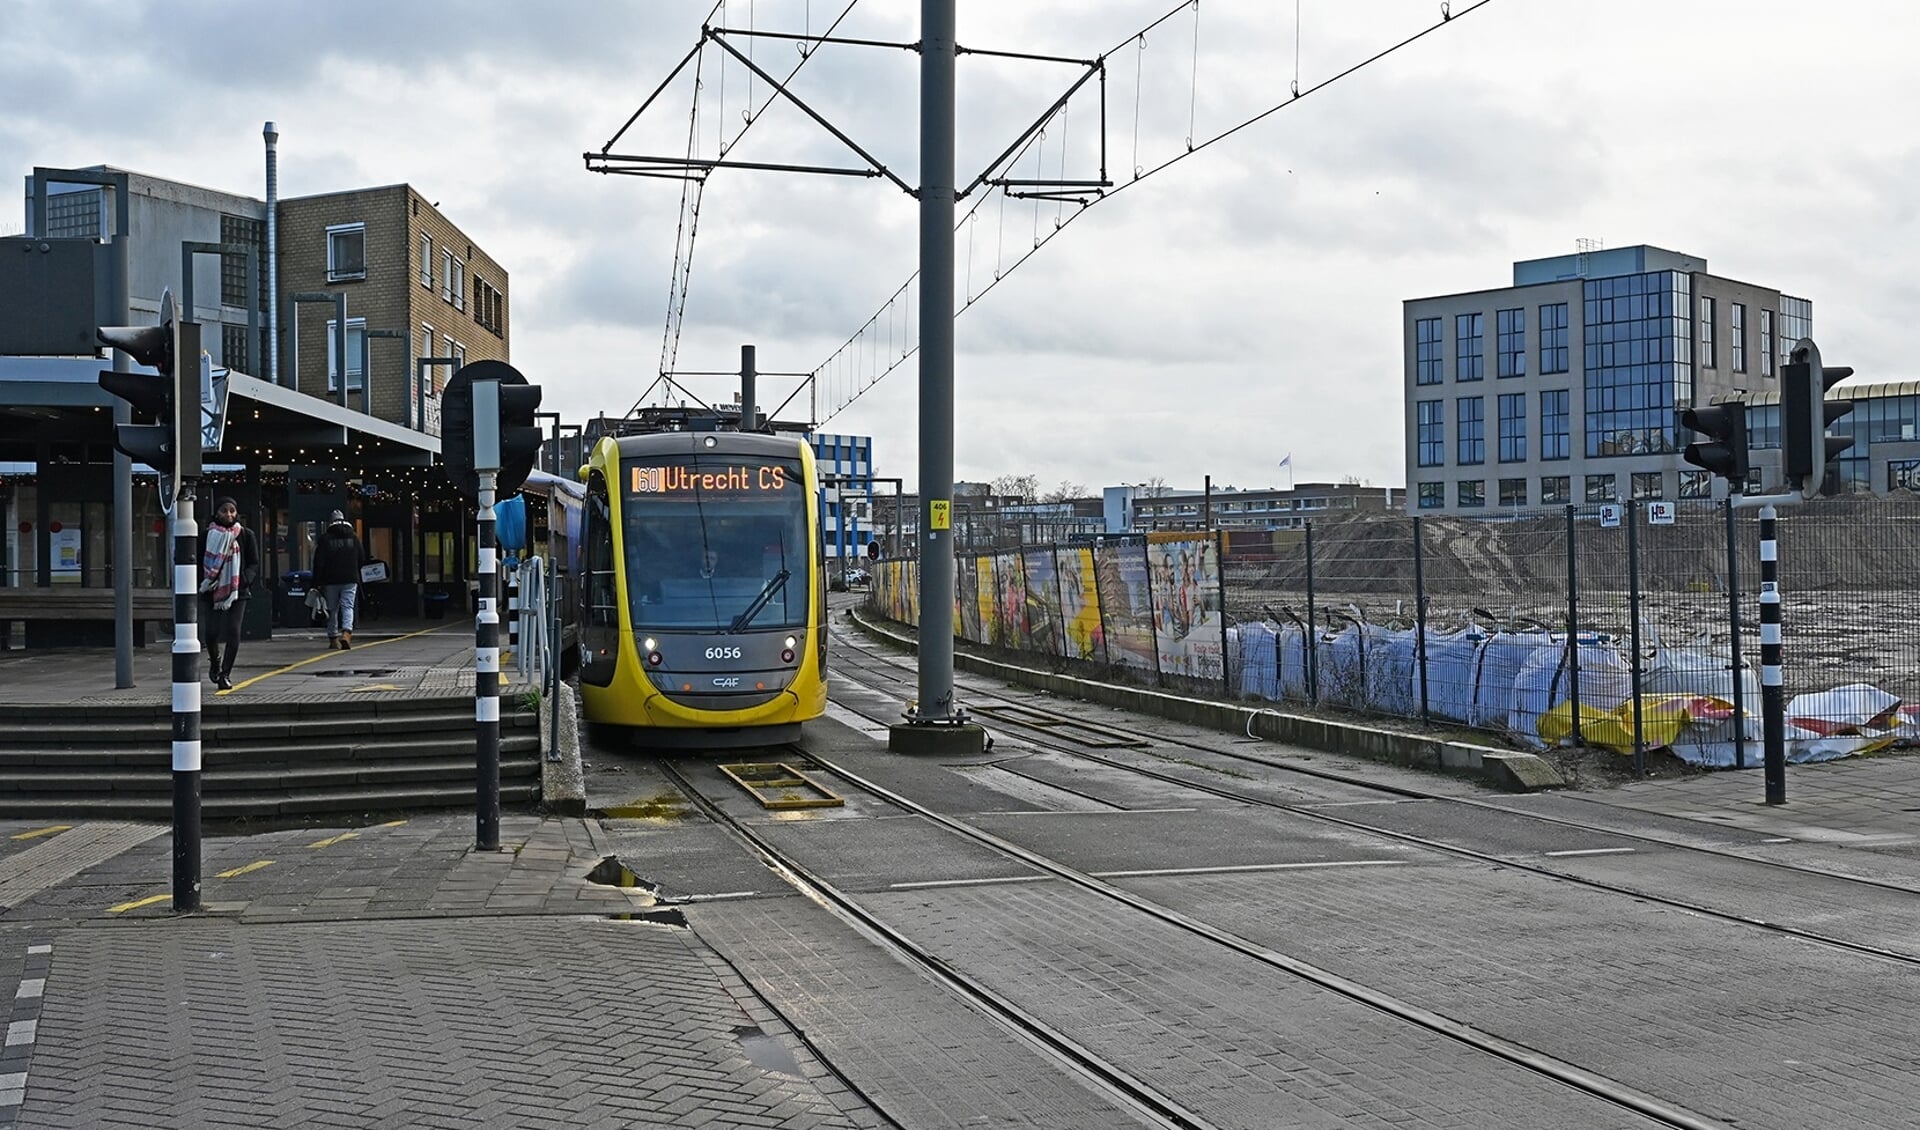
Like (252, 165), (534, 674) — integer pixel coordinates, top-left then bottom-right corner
(624, 0), (863, 419)
(811, 0), (1498, 425)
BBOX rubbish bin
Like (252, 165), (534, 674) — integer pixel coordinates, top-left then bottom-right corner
(424, 590), (451, 620)
(278, 570), (316, 628)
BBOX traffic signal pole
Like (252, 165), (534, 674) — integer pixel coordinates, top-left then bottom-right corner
(475, 470), (501, 850)
(171, 484), (202, 911)
(472, 378), (503, 851)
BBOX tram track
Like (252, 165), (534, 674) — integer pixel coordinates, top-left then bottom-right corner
(824, 616), (1920, 972)
(662, 752), (1729, 1130)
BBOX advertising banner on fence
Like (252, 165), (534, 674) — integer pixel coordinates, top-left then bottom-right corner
(1148, 532), (1225, 681)
(1058, 545), (1106, 662)
(994, 552), (1028, 649)
(1095, 537), (1157, 674)
(1022, 548), (1062, 656)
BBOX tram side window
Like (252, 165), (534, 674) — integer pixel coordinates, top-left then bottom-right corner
(586, 490), (618, 628)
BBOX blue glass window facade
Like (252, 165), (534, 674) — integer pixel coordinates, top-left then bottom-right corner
(1455, 313), (1484, 381)
(1416, 318), (1443, 385)
(1457, 396), (1485, 465)
(1583, 271), (1691, 457)
(1539, 302), (1569, 374)
(1497, 308), (1525, 378)
(1416, 400), (1444, 467)
(1541, 389), (1570, 461)
(1417, 482), (1444, 509)
(1498, 393), (1526, 463)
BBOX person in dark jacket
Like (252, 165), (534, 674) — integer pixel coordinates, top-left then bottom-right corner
(198, 496), (260, 691)
(311, 510), (369, 649)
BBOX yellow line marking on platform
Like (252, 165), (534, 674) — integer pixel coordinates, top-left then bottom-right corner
(308, 832), (361, 849)
(378, 820), (409, 828)
(351, 683), (402, 692)
(215, 860), (274, 878)
(107, 894), (170, 914)
(10, 825), (70, 841)
(226, 623), (463, 693)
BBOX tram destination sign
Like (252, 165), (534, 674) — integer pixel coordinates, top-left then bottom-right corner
(631, 463), (795, 495)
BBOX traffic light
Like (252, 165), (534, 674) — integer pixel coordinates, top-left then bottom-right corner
(439, 360), (542, 503)
(1781, 337), (1855, 499)
(495, 380), (544, 499)
(1680, 400), (1749, 488)
(97, 289), (200, 497)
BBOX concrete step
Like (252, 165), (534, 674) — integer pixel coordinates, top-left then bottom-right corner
(1, 755), (542, 795)
(0, 711), (538, 752)
(0, 782), (543, 821)
(0, 734), (541, 768)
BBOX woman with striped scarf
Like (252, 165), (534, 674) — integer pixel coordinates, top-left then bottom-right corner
(198, 497), (260, 691)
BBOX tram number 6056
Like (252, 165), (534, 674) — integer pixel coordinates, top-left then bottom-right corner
(706, 646), (743, 660)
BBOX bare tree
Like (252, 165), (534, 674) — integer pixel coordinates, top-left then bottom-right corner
(1141, 476), (1170, 498)
(991, 472), (1039, 502)
(1042, 480), (1086, 503)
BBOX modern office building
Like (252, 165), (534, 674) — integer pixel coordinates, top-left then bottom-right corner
(1403, 245), (1809, 513)
(807, 432), (875, 566)
(1111, 482), (1393, 532)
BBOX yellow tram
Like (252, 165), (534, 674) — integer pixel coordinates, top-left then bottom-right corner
(575, 429), (827, 745)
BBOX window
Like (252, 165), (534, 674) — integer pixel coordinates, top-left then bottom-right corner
(1497, 393), (1527, 463)
(419, 232), (433, 287)
(444, 335), (464, 371)
(326, 223), (366, 281)
(1456, 397), (1485, 465)
(1540, 389), (1570, 461)
(221, 323), (251, 374)
(1889, 459), (1920, 492)
(419, 323), (435, 365)
(1499, 478), (1527, 507)
(441, 249), (465, 306)
(1416, 400), (1444, 467)
(1417, 482), (1444, 509)
(1679, 470), (1714, 499)
(1538, 302), (1569, 374)
(1700, 296), (1717, 368)
(220, 214), (265, 308)
(1583, 271), (1690, 457)
(1760, 308), (1775, 377)
(474, 277), (504, 336)
(1457, 480), (1485, 508)
(1497, 308), (1526, 378)
(326, 316), (368, 392)
(1631, 471), (1662, 500)
(1584, 473), (1617, 503)
(1416, 318), (1443, 385)
(1541, 476), (1569, 505)
(1731, 302), (1746, 373)
(1455, 312), (1484, 381)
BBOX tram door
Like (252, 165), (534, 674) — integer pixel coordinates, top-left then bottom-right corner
(578, 472), (619, 687)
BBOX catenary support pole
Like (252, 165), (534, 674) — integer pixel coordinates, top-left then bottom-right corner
(1759, 503), (1785, 805)
(914, 0), (958, 724)
(476, 472), (501, 849)
(171, 489), (202, 912)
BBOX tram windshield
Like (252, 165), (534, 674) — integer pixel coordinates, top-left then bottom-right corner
(621, 455), (810, 631)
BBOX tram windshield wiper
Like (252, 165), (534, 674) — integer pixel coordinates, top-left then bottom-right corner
(729, 569), (790, 633)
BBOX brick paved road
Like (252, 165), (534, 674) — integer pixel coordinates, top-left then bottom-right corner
(19, 916), (876, 1129)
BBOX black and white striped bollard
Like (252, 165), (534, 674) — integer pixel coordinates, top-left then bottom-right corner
(171, 488), (202, 912)
(1759, 503), (1786, 805)
(475, 474), (501, 850)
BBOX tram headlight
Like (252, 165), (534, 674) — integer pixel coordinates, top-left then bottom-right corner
(784, 635), (796, 649)
(643, 637), (658, 652)
(780, 647), (796, 663)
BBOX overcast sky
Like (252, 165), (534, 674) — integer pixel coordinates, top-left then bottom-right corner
(6, 1), (1914, 495)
